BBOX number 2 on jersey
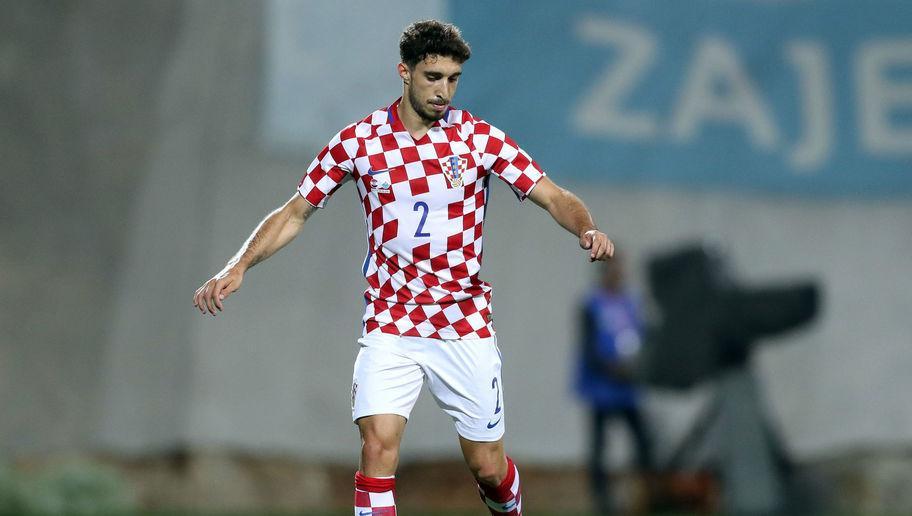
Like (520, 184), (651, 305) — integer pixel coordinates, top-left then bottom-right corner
(413, 201), (431, 237)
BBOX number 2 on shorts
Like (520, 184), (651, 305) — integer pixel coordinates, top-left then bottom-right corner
(492, 377), (502, 415)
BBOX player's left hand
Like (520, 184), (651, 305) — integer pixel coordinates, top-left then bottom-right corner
(580, 229), (614, 262)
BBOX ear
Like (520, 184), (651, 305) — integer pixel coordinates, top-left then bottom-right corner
(397, 62), (410, 84)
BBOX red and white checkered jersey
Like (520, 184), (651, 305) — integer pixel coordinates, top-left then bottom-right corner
(298, 98), (545, 339)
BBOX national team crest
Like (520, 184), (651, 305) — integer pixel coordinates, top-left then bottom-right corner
(441, 155), (467, 188)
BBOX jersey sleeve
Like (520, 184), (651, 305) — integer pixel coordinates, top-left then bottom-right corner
(297, 124), (357, 208)
(472, 120), (546, 201)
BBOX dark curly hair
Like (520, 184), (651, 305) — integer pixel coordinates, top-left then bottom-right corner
(399, 20), (471, 68)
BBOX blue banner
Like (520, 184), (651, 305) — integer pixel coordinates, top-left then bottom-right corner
(452, 0), (912, 197)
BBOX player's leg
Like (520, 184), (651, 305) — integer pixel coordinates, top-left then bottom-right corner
(357, 414), (407, 476)
(351, 334), (424, 516)
(459, 436), (507, 484)
(354, 415), (406, 516)
(421, 336), (523, 514)
(460, 437), (522, 515)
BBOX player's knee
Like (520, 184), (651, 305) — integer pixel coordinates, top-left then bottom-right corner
(360, 435), (399, 465)
(467, 455), (506, 487)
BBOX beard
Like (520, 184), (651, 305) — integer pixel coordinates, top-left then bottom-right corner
(406, 85), (446, 123)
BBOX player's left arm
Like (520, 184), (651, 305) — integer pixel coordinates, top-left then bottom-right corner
(528, 176), (614, 261)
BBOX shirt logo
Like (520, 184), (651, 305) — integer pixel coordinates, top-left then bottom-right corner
(440, 155), (467, 188)
(368, 168), (391, 193)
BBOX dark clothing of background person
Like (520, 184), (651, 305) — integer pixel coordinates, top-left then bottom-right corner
(575, 288), (654, 514)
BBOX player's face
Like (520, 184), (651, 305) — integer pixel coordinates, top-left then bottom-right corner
(400, 55), (462, 123)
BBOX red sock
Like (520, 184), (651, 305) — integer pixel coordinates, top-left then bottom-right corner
(354, 471), (396, 516)
(478, 456), (522, 515)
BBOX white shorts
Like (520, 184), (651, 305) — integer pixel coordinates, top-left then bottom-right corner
(351, 332), (506, 442)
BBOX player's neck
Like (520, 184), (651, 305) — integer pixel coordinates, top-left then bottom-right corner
(396, 97), (434, 140)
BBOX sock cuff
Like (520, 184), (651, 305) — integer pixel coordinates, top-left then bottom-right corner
(355, 471), (396, 493)
(498, 456), (517, 491)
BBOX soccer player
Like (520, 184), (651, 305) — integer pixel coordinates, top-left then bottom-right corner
(193, 20), (614, 516)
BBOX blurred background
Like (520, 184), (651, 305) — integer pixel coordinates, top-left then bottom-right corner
(2, 0), (911, 514)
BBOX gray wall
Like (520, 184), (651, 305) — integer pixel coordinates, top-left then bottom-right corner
(1, 0), (182, 454)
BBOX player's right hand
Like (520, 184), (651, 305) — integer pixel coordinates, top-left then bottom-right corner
(580, 229), (614, 262)
(193, 267), (244, 316)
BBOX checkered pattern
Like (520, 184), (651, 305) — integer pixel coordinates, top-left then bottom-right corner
(354, 472), (396, 515)
(299, 98), (545, 339)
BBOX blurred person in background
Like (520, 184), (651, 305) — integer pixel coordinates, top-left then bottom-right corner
(575, 252), (653, 515)
(194, 19), (614, 516)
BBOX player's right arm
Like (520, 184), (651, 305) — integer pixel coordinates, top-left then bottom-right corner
(192, 193), (316, 315)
